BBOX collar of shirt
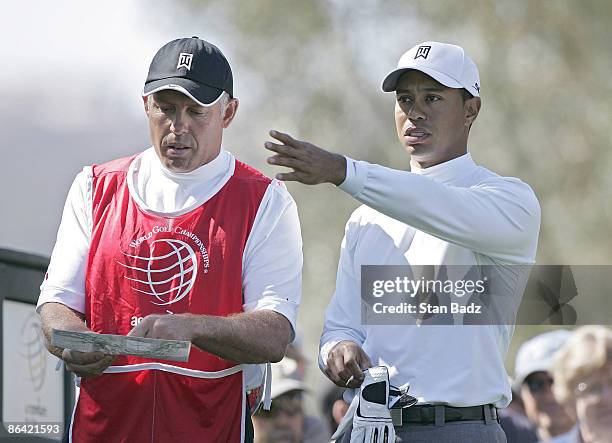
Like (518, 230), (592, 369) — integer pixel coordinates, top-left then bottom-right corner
(129, 147), (234, 215)
(411, 152), (477, 185)
(153, 147), (229, 182)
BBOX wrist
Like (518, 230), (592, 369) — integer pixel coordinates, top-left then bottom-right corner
(181, 313), (208, 343)
(331, 154), (347, 186)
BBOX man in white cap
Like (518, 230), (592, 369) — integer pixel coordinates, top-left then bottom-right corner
(514, 330), (575, 441)
(265, 41), (541, 441)
(37, 37), (302, 442)
(252, 356), (328, 443)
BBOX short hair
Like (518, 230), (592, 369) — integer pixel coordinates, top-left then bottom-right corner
(552, 326), (612, 405)
(218, 91), (230, 115)
(461, 88), (474, 102)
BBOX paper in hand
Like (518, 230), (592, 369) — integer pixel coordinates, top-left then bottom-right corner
(51, 329), (191, 362)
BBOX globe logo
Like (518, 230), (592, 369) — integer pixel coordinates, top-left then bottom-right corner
(118, 239), (198, 306)
(19, 313), (47, 392)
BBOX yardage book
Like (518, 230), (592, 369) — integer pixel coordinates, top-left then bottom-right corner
(51, 329), (191, 362)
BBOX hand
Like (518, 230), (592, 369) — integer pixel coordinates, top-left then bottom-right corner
(127, 313), (200, 342)
(325, 341), (372, 388)
(62, 349), (114, 378)
(264, 130), (347, 185)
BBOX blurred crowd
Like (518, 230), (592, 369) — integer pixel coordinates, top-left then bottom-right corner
(252, 326), (612, 443)
(251, 339), (329, 443)
(501, 326), (612, 443)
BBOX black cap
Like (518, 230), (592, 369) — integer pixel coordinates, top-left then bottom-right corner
(143, 37), (233, 106)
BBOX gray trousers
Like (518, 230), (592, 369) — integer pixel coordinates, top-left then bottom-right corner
(338, 421), (507, 443)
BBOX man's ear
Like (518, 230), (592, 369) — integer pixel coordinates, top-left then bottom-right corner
(143, 96), (150, 116)
(464, 96), (481, 127)
(222, 98), (239, 129)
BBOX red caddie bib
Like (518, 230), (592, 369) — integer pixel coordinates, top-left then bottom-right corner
(71, 153), (270, 443)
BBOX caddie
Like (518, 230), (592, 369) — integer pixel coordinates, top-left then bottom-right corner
(265, 41), (541, 442)
(38, 37), (302, 442)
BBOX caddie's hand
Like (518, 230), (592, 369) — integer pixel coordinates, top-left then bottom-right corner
(325, 340), (372, 389)
(265, 130), (347, 185)
(61, 349), (114, 378)
(127, 313), (199, 342)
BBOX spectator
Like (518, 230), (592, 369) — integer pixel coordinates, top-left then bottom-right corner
(514, 330), (576, 440)
(253, 356), (328, 443)
(549, 326), (612, 443)
(321, 385), (349, 436)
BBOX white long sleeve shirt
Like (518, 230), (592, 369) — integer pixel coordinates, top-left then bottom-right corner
(319, 153), (541, 408)
(38, 147), (303, 333)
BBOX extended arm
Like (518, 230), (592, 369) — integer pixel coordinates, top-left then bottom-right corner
(265, 131), (541, 262)
(337, 159), (540, 261)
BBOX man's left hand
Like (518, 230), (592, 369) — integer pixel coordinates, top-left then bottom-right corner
(265, 130), (347, 185)
(128, 314), (200, 342)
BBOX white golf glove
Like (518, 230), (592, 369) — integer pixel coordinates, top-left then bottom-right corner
(349, 366), (395, 443)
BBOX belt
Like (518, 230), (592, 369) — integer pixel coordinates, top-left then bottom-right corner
(391, 404), (499, 426)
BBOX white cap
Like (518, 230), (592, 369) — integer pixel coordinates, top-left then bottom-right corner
(514, 329), (572, 390)
(270, 357), (307, 399)
(382, 41), (481, 97)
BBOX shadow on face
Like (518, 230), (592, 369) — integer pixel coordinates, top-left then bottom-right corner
(521, 371), (575, 436)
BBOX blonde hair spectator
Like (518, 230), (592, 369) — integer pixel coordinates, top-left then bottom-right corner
(550, 326), (612, 443)
(553, 326), (612, 405)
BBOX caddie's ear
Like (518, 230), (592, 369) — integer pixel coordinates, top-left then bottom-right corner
(222, 98), (239, 129)
(464, 96), (481, 127)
